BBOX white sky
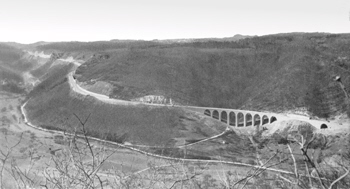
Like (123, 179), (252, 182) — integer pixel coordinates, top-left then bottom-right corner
(0, 0), (349, 43)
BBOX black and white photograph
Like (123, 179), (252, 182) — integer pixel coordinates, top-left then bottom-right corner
(0, 0), (349, 188)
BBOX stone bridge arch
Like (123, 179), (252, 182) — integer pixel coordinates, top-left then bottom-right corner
(212, 110), (219, 120)
(262, 115), (269, 125)
(229, 112), (236, 126)
(204, 109), (211, 116)
(246, 113), (252, 126)
(270, 116), (277, 123)
(254, 114), (261, 126)
(221, 111), (228, 124)
(237, 112), (244, 127)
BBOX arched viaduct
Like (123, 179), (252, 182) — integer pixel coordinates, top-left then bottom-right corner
(185, 106), (287, 130)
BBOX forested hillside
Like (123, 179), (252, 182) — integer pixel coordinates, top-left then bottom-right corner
(36, 33), (350, 118)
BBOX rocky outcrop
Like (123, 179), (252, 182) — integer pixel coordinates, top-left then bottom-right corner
(131, 95), (174, 105)
(49, 52), (64, 61)
(262, 120), (327, 149)
(263, 120), (316, 138)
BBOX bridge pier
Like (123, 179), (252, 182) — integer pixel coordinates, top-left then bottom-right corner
(243, 113), (246, 127)
(235, 113), (238, 127)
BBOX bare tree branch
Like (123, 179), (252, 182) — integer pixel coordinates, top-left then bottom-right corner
(328, 167), (349, 189)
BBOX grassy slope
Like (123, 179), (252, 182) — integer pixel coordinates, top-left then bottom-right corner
(27, 63), (74, 98)
(27, 81), (183, 145)
(63, 33), (350, 118)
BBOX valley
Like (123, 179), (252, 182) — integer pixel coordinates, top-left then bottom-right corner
(1, 33), (350, 188)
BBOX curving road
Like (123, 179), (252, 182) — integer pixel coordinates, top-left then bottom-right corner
(65, 58), (347, 132)
(68, 72), (143, 106)
(68, 71), (331, 127)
